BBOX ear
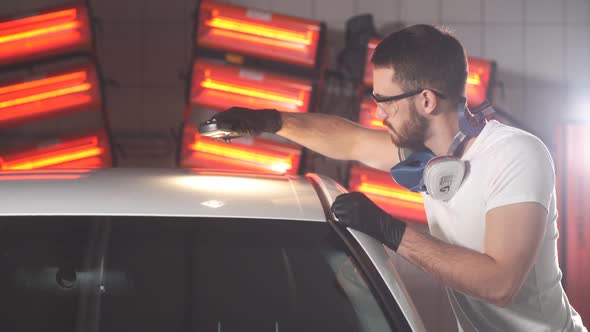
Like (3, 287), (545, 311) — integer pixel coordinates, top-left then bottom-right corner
(420, 89), (439, 115)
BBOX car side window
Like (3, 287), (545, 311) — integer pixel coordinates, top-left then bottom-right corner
(0, 217), (94, 332)
(100, 217), (399, 332)
(0, 217), (404, 332)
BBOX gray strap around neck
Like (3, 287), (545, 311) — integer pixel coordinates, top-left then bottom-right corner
(447, 131), (468, 157)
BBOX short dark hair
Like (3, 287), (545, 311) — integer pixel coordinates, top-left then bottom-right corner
(371, 24), (468, 102)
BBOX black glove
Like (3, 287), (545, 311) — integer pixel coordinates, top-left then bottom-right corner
(211, 107), (282, 136)
(331, 192), (407, 251)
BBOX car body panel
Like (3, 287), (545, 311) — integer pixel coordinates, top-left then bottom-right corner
(349, 231), (428, 332)
(0, 168), (326, 221)
(307, 173), (428, 332)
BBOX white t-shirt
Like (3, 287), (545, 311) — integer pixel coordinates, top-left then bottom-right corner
(422, 120), (587, 332)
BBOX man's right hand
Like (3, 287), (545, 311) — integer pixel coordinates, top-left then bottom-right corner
(331, 192), (407, 251)
(209, 107), (283, 136)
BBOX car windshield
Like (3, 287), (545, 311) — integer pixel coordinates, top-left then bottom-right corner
(0, 216), (405, 332)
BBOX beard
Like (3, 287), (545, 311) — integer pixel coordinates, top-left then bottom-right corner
(385, 102), (428, 150)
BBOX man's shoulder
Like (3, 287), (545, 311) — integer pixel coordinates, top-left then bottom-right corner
(478, 121), (555, 178)
(478, 121), (549, 157)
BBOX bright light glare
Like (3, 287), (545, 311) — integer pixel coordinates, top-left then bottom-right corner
(171, 175), (276, 193)
(201, 200), (225, 209)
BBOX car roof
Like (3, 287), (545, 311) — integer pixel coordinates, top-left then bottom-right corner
(0, 168), (331, 221)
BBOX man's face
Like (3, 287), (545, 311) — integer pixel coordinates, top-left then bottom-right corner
(372, 67), (428, 150)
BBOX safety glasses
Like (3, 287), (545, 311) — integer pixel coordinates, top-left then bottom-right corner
(371, 88), (446, 103)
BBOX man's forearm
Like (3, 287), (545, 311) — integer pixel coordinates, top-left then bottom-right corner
(277, 113), (362, 160)
(396, 227), (516, 306)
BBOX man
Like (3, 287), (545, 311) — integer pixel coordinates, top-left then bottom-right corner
(207, 25), (586, 331)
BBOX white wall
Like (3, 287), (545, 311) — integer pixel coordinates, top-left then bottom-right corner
(241, 0), (589, 144)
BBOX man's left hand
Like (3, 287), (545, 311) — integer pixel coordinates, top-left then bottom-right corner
(331, 192), (407, 251)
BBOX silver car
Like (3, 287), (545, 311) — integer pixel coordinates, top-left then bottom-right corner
(0, 168), (426, 332)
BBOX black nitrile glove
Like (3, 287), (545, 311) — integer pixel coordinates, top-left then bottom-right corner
(211, 107), (282, 136)
(331, 192), (407, 251)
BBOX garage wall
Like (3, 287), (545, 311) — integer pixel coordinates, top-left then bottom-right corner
(254, 0), (589, 147)
(0, 0), (588, 165)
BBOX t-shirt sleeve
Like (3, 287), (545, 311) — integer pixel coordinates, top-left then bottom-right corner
(484, 135), (555, 213)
